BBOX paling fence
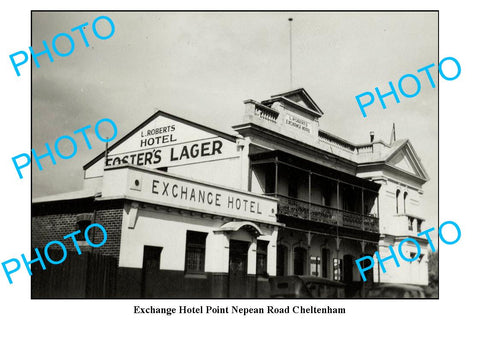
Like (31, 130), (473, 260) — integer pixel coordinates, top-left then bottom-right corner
(31, 249), (117, 298)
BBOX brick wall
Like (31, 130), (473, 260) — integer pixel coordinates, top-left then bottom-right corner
(32, 213), (78, 250)
(32, 199), (124, 261)
(92, 209), (123, 258)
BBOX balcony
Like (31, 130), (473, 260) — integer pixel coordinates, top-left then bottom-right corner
(391, 214), (425, 237)
(269, 194), (379, 233)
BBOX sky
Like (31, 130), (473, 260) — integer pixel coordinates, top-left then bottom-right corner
(31, 11), (438, 228)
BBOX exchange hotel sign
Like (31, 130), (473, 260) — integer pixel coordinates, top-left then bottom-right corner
(102, 165), (278, 224)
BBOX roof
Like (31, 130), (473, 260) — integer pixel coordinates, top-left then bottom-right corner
(356, 139), (429, 182)
(32, 188), (97, 203)
(270, 88), (322, 112)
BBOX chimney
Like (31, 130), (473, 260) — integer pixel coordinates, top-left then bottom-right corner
(369, 131), (375, 143)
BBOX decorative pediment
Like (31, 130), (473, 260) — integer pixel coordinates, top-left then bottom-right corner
(385, 141), (429, 181)
(261, 88), (324, 118)
(389, 151), (416, 174)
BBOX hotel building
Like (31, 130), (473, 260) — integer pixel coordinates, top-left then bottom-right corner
(32, 88), (431, 298)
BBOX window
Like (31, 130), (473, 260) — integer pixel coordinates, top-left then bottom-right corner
(265, 164), (276, 194)
(324, 190), (331, 207)
(333, 258), (343, 281)
(395, 189), (401, 214)
(288, 176), (298, 198)
(408, 217), (414, 231)
(142, 246), (162, 270)
(256, 240), (268, 276)
(76, 220), (90, 241)
(403, 192), (408, 214)
(417, 219), (422, 233)
(75, 213), (93, 242)
(321, 248), (330, 278)
(342, 186), (355, 212)
(185, 231), (207, 273)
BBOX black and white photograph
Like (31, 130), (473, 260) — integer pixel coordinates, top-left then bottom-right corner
(2, 2), (479, 339)
(30, 11), (438, 299)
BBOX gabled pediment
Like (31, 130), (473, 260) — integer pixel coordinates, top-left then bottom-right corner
(389, 151), (417, 174)
(385, 141), (429, 181)
(261, 88), (324, 117)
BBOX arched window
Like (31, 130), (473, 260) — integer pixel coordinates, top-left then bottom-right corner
(395, 189), (401, 214)
(403, 192), (408, 214)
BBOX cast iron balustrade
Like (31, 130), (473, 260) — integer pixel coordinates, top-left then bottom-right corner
(267, 194), (379, 233)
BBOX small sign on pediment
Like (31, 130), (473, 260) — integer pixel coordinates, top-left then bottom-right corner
(285, 113), (312, 134)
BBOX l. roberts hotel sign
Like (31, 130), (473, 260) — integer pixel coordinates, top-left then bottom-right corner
(84, 112), (239, 179)
(101, 165), (278, 224)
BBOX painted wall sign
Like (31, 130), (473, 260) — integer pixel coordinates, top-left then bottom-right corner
(105, 138), (225, 168)
(285, 114), (312, 133)
(85, 113), (239, 178)
(101, 166), (278, 224)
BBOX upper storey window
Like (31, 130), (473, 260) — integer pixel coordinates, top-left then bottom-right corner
(396, 189), (401, 214)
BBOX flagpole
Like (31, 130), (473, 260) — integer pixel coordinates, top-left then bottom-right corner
(390, 123), (396, 144)
(289, 18), (293, 89)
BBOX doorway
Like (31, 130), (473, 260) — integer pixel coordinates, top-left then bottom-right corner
(293, 247), (307, 275)
(276, 244), (288, 276)
(141, 246), (163, 298)
(343, 254), (354, 283)
(228, 240), (250, 298)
